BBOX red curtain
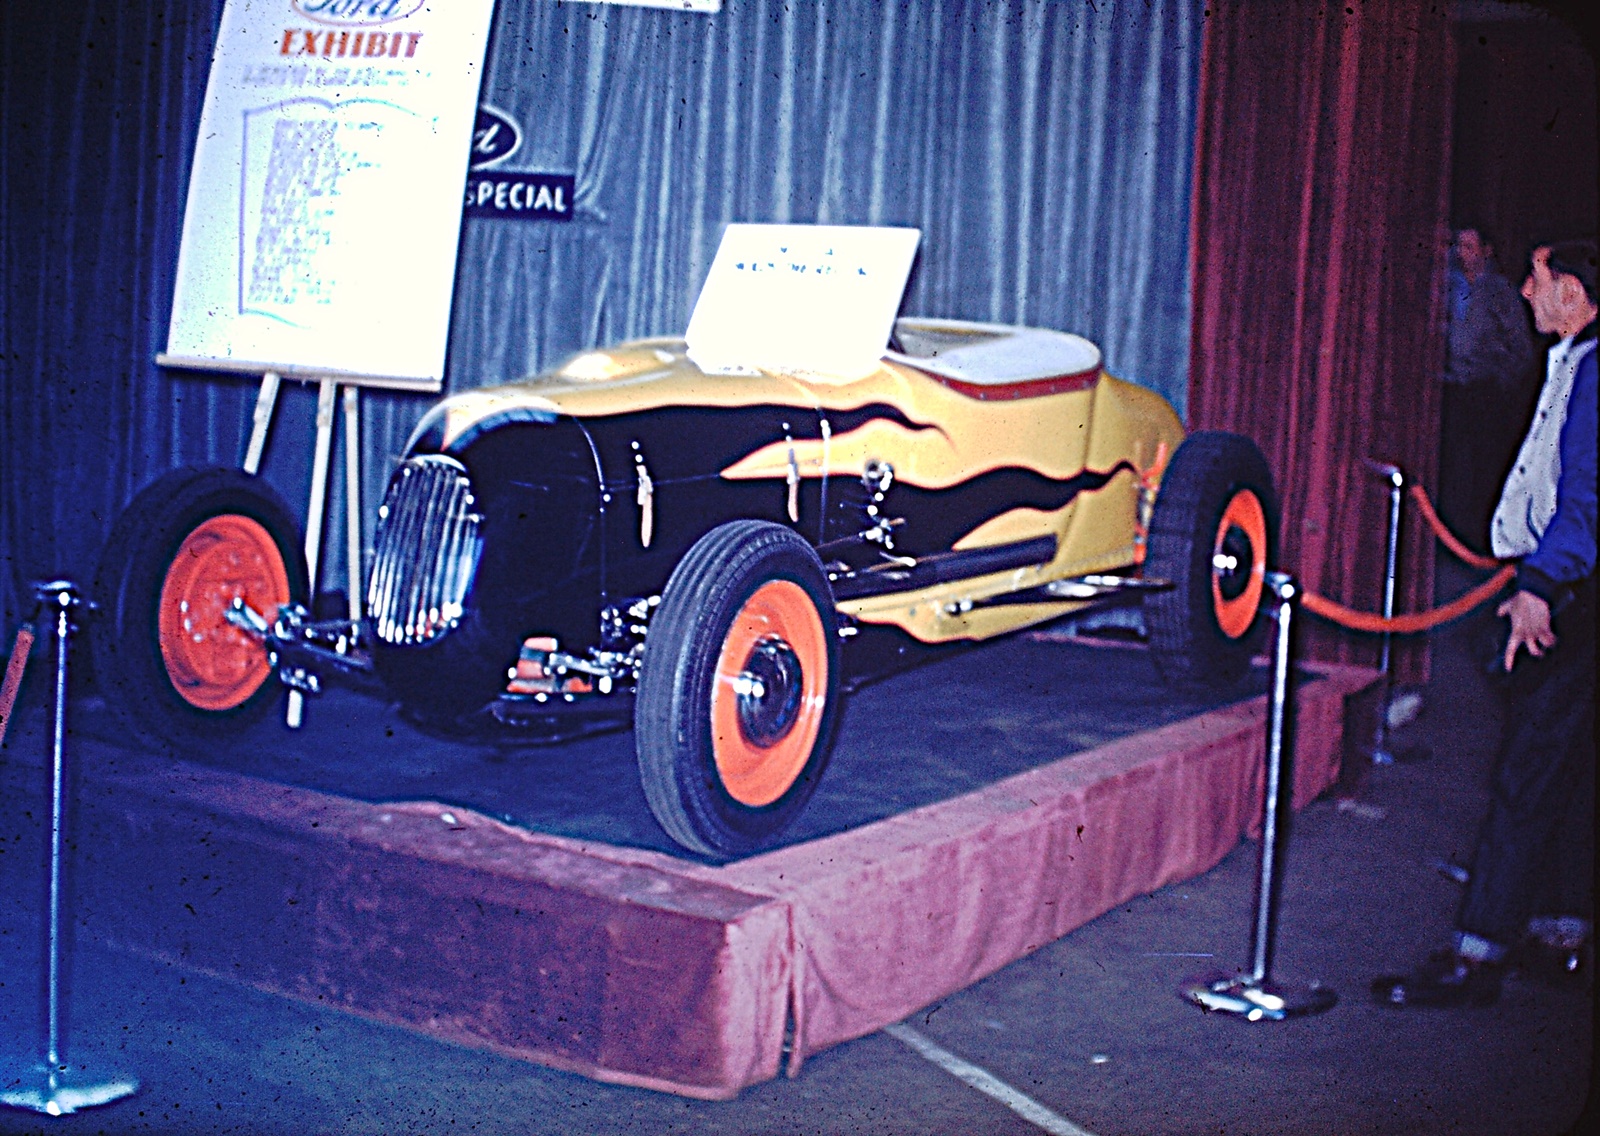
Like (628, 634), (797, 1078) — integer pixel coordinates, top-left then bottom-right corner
(1190, 0), (1457, 680)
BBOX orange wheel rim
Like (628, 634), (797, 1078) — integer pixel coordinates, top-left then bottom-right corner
(158, 514), (290, 711)
(710, 580), (828, 807)
(1211, 490), (1268, 640)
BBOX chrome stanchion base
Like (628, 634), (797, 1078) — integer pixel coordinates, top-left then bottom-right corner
(1179, 572), (1338, 1023)
(1, 1060), (139, 1117)
(1179, 971), (1338, 1021)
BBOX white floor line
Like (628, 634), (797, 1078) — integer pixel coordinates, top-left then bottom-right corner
(883, 1022), (1098, 1136)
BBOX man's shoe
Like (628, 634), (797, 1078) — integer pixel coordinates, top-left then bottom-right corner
(1370, 950), (1503, 1008)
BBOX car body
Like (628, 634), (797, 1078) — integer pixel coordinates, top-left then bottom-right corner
(372, 317), (1181, 699)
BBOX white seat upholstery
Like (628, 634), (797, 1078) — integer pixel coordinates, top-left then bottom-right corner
(886, 318), (1102, 385)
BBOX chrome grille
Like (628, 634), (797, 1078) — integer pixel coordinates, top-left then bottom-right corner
(367, 455), (485, 646)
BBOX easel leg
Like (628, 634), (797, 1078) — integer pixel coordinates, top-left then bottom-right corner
(343, 386), (363, 623)
(242, 372), (281, 476)
(288, 378), (339, 729)
(305, 378), (338, 589)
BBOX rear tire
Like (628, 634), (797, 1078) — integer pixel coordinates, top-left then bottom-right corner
(635, 521), (840, 858)
(1144, 432), (1278, 689)
(93, 468), (307, 749)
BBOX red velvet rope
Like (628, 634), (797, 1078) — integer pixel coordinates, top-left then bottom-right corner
(1301, 566), (1515, 633)
(1406, 483), (1503, 570)
(0, 624), (35, 748)
(1299, 481), (1514, 634)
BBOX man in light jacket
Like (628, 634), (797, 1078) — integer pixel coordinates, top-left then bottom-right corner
(1374, 237), (1596, 1007)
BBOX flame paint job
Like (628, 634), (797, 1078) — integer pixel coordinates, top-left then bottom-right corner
(404, 324), (1184, 653)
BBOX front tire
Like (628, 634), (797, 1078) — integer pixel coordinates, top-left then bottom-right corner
(93, 468), (308, 749)
(635, 521), (841, 858)
(1144, 432), (1278, 689)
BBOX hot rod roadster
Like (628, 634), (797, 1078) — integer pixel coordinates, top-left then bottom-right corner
(94, 226), (1277, 857)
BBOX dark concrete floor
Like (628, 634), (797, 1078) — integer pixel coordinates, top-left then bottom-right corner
(0, 570), (1592, 1135)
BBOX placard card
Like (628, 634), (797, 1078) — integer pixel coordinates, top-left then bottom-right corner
(163, 0), (496, 390)
(686, 224), (922, 379)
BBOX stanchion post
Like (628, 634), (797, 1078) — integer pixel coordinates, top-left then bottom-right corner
(1, 582), (138, 1118)
(1360, 460), (1430, 764)
(1368, 462), (1404, 763)
(1377, 465), (1402, 676)
(1247, 570), (1295, 985)
(1179, 571), (1337, 1021)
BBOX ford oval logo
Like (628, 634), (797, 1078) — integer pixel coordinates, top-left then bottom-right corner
(470, 105), (522, 170)
(292, 0), (427, 27)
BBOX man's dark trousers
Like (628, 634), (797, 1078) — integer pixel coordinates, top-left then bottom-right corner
(1459, 577), (1597, 947)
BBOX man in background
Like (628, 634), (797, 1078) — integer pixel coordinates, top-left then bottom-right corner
(1439, 226), (1537, 545)
(1374, 237), (1596, 1007)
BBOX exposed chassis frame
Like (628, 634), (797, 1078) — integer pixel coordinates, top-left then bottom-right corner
(224, 569), (1170, 731)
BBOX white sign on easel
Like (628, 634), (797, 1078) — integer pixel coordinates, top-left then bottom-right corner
(163, 0), (495, 388)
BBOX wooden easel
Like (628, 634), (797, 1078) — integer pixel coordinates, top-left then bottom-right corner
(243, 373), (364, 728)
(242, 371), (364, 624)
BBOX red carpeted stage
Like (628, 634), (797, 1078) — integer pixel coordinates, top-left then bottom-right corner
(59, 652), (1376, 1100)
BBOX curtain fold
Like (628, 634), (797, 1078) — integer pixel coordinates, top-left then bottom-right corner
(4, 0), (1202, 641)
(1190, 0), (1456, 679)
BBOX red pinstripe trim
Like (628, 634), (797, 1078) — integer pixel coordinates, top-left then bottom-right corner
(915, 366), (1101, 402)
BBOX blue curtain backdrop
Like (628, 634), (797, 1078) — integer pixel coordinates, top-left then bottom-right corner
(1, 0), (1202, 636)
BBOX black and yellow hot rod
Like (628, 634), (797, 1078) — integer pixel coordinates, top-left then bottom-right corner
(94, 229), (1276, 857)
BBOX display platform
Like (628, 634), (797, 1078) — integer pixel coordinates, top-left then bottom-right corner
(1, 632), (1377, 1100)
